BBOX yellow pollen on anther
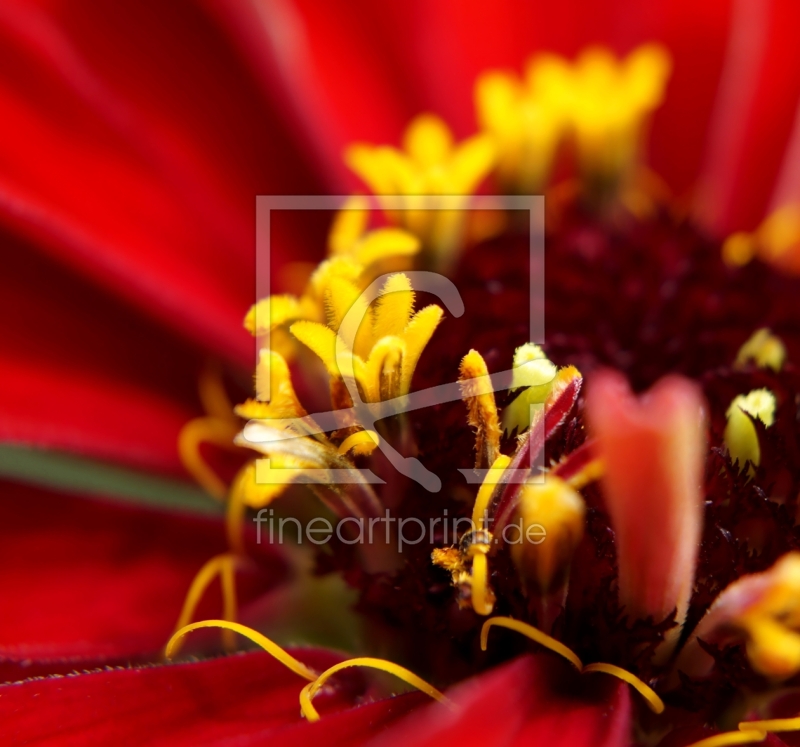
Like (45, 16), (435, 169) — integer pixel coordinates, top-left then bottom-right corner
(299, 656), (450, 723)
(481, 617), (666, 712)
(459, 349), (501, 470)
(166, 620), (317, 681)
(740, 718), (800, 733)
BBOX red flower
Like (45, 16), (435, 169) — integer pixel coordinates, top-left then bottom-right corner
(2, 2), (800, 746)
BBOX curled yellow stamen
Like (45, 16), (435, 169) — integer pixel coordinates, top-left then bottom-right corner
(582, 662), (664, 714)
(169, 554), (242, 656)
(471, 454), (512, 528)
(739, 717), (800, 733)
(166, 620), (317, 681)
(299, 656), (450, 723)
(685, 732), (766, 747)
(481, 616), (583, 670)
(178, 416), (240, 500)
(481, 617), (666, 712)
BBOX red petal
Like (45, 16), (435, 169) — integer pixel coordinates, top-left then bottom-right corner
(0, 647), (412, 746)
(695, 0), (800, 232)
(0, 233), (208, 474)
(366, 655), (631, 747)
(0, 1), (326, 364)
(0, 483), (283, 663)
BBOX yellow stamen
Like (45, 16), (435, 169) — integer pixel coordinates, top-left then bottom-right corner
(471, 455), (512, 528)
(735, 328), (787, 372)
(460, 349), (501, 469)
(166, 620), (317, 681)
(469, 550), (495, 616)
(582, 663), (664, 714)
(298, 656), (450, 723)
(529, 44), (671, 188)
(345, 114), (495, 267)
(245, 295), (304, 336)
(292, 274), (442, 406)
(481, 617), (666, 712)
(399, 304), (443, 393)
(481, 616), (583, 669)
(177, 416), (241, 501)
(685, 732), (766, 747)
(169, 554), (242, 656)
(329, 196), (370, 255)
(740, 718), (800, 733)
(475, 69), (564, 193)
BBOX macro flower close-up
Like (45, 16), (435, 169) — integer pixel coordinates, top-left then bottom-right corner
(3, 1), (800, 746)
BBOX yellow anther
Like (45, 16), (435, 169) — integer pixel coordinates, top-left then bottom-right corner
(169, 554), (243, 656)
(740, 718), (800, 733)
(345, 114), (495, 267)
(299, 656), (450, 723)
(353, 228), (420, 267)
(735, 328), (787, 372)
(582, 663), (664, 714)
(475, 70), (565, 193)
(245, 295), (304, 337)
(166, 620), (317, 681)
(471, 455), (512, 528)
(329, 196), (371, 255)
(528, 44), (671, 188)
(292, 273), (442, 405)
(512, 476), (585, 594)
(685, 732), (767, 747)
(481, 617), (583, 670)
(724, 388), (777, 473)
(177, 416), (241, 501)
(460, 349), (501, 470)
(337, 430), (380, 457)
(373, 273), (415, 341)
